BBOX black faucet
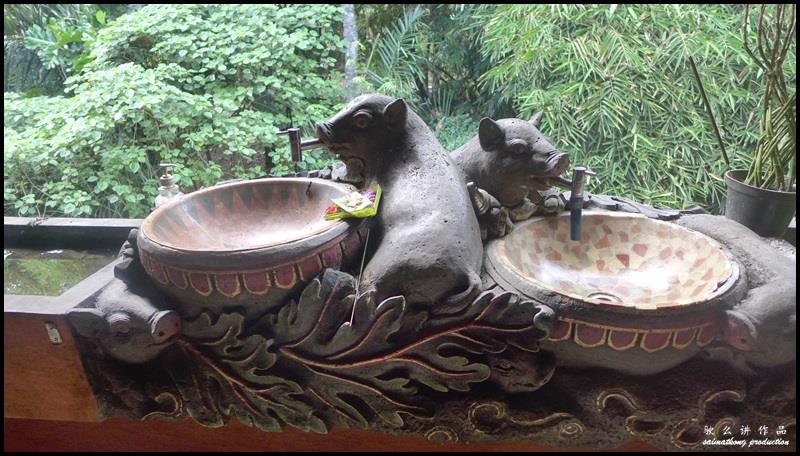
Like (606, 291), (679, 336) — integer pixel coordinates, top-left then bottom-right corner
(569, 166), (597, 241)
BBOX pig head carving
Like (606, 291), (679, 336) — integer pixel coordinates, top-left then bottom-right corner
(315, 94), (483, 313)
(68, 230), (181, 363)
(721, 281), (796, 368)
(453, 114), (570, 222)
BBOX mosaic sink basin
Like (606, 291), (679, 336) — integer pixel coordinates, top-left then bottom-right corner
(487, 211), (736, 311)
(485, 211), (742, 372)
(137, 178), (366, 321)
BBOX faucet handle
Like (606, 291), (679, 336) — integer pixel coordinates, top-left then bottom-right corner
(574, 166), (597, 177)
(276, 127), (299, 136)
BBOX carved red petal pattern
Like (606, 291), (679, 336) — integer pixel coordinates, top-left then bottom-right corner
(673, 328), (696, 348)
(243, 271), (270, 294)
(273, 264), (297, 289)
(641, 332), (671, 352)
(298, 255), (323, 281)
(608, 330), (638, 351)
(548, 320), (572, 341)
(575, 323), (605, 347)
(165, 266), (187, 289)
(321, 245), (342, 268)
(189, 272), (212, 295)
(149, 259), (168, 284)
(215, 273), (240, 297)
(696, 324), (715, 346)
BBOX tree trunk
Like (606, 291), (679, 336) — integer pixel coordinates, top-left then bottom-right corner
(342, 4), (358, 101)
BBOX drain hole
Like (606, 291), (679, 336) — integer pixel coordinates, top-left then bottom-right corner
(587, 292), (623, 304)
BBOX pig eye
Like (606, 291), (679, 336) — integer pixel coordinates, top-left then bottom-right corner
(507, 140), (530, 155)
(493, 360), (514, 373)
(352, 111), (372, 129)
(111, 321), (131, 335)
(108, 314), (131, 335)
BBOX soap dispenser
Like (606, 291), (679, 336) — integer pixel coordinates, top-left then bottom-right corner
(154, 163), (184, 209)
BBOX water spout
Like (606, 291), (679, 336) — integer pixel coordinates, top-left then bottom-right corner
(569, 167), (597, 241)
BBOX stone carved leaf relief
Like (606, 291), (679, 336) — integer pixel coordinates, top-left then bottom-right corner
(166, 269), (547, 433)
(169, 311), (326, 433)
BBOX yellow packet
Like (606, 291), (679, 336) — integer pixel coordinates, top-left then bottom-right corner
(324, 185), (382, 220)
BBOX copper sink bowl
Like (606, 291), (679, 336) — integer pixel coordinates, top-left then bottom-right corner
(137, 178), (366, 320)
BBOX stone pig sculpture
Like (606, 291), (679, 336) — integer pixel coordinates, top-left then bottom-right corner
(676, 214), (796, 373)
(721, 281), (796, 368)
(315, 94), (483, 313)
(67, 229), (181, 363)
(68, 280), (181, 363)
(452, 113), (570, 223)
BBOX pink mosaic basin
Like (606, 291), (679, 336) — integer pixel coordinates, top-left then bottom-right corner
(136, 178), (366, 320)
(488, 211), (736, 311)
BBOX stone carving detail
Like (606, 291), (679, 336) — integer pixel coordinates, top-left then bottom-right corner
(389, 359), (795, 450)
(579, 193), (682, 221)
(66, 100), (794, 451)
(453, 114), (570, 238)
(67, 229), (181, 364)
(80, 268), (547, 434)
(315, 94), (484, 311)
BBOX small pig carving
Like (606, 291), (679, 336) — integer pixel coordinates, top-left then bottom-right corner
(315, 94), (483, 313)
(67, 229), (181, 363)
(452, 113), (570, 223)
(487, 347), (556, 394)
(721, 281), (796, 368)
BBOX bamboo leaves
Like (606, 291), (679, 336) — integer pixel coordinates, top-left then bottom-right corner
(480, 4), (795, 213)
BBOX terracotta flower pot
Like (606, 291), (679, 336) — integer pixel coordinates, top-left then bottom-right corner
(724, 169), (796, 237)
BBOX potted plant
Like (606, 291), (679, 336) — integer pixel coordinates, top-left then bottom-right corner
(724, 4), (796, 237)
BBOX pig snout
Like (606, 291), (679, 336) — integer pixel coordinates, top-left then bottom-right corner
(547, 151), (570, 176)
(722, 311), (755, 352)
(150, 310), (181, 344)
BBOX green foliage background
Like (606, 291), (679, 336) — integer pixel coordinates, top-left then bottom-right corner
(480, 4), (795, 213)
(4, 4), (796, 218)
(5, 4), (345, 217)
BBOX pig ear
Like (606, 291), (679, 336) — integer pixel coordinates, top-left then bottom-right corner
(478, 118), (505, 151)
(382, 98), (407, 130)
(530, 112), (544, 129)
(67, 308), (109, 338)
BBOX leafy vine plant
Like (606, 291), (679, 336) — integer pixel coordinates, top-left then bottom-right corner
(742, 4), (796, 191)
